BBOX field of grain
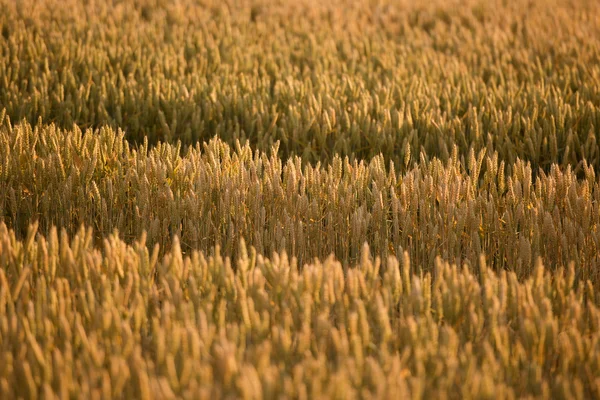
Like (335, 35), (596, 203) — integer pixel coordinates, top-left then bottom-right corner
(1, 0), (600, 398)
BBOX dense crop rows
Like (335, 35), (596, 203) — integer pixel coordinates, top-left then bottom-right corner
(1, 224), (599, 399)
(1, 0), (600, 170)
(1, 117), (600, 283)
(1, 0), (600, 398)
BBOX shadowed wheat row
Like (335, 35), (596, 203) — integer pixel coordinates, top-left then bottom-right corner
(1, 116), (599, 282)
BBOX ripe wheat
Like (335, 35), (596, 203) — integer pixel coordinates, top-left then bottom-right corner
(0, 223), (598, 399)
(1, 117), (599, 283)
(1, 0), (600, 397)
(0, 0), (599, 170)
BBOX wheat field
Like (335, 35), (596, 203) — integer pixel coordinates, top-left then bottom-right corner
(1, 0), (600, 398)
